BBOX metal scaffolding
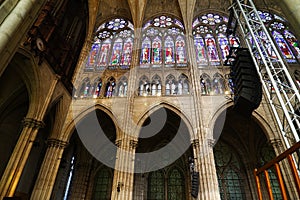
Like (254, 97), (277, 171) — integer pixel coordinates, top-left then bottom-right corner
(228, 0), (300, 150)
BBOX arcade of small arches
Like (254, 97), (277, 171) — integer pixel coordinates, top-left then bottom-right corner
(75, 72), (228, 98)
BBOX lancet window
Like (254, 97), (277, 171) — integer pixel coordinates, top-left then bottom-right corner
(85, 18), (134, 71)
(140, 16), (187, 68)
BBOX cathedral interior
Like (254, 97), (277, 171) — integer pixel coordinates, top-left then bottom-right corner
(0, 0), (300, 199)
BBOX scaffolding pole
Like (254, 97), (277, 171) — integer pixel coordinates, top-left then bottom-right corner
(229, 0), (300, 150)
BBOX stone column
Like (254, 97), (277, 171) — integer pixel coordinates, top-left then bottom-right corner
(0, 118), (45, 199)
(0, 0), (48, 77)
(111, 138), (137, 200)
(274, 0), (300, 38)
(192, 138), (221, 200)
(30, 139), (68, 200)
(0, 75), (59, 199)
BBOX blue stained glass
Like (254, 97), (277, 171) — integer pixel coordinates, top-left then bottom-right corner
(121, 38), (133, 66)
(284, 30), (300, 59)
(106, 18), (127, 30)
(200, 13), (223, 25)
(110, 39), (123, 65)
(273, 31), (295, 62)
(86, 43), (100, 68)
(228, 35), (240, 47)
(205, 34), (219, 65)
(141, 37), (151, 65)
(218, 34), (230, 61)
(174, 19), (184, 29)
(152, 36), (162, 65)
(175, 36), (186, 64)
(165, 35), (175, 64)
(97, 39), (111, 67)
(194, 35), (207, 65)
(270, 21), (285, 31)
(192, 18), (200, 29)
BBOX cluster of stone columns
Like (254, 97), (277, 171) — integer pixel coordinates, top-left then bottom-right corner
(0, 118), (44, 199)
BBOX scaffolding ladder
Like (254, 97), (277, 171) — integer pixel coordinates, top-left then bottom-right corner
(228, 0), (300, 150)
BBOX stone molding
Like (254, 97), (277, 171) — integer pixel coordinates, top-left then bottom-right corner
(22, 118), (45, 129)
(47, 138), (68, 148)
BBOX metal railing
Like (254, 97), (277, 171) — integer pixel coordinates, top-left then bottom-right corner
(254, 141), (300, 200)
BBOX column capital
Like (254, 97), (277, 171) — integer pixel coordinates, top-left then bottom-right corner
(269, 138), (283, 148)
(22, 118), (45, 129)
(192, 139), (199, 147)
(207, 139), (215, 148)
(47, 138), (68, 148)
(115, 139), (122, 147)
(129, 139), (138, 149)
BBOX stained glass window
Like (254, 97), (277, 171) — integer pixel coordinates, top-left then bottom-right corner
(178, 74), (189, 95)
(117, 76), (128, 97)
(140, 15), (187, 68)
(214, 141), (246, 200)
(250, 10), (300, 63)
(151, 75), (162, 96)
(77, 77), (90, 98)
(165, 35), (175, 65)
(273, 31), (294, 61)
(148, 168), (185, 200)
(92, 77), (102, 98)
(141, 37), (151, 66)
(200, 74), (212, 95)
(138, 75), (150, 96)
(284, 31), (300, 59)
(148, 170), (165, 200)
(176, 36), (187, 65)
(152, 36), (162, 66)
(85, 18), (134, 71)
(110, 38), (123, 66)
(105, 77), (116, 97)
(165, 74), (176, 95)
(167, 168), (184, 200)
(260, 145), (282, 200)
(92, 168), (112, 200)
(194, 35), (208, 65)
(212, 73), (225, 95)
(193, 13), (240, 67)
(206, 34), (220, 65)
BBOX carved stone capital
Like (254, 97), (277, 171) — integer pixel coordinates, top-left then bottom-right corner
(47, 138), (68, 148)
(207, 139), (215, 148)
(129, 140), (138, 149)
(22, 118), (45, 129)
(269, 139), (283, 149)
(192, 139), (199, 148)
(115, 139), (122, 147)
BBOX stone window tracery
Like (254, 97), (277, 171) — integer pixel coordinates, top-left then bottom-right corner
(85, 18), (134, 71)
(249, 10), (300, 63)
(140, 15), (187, 68)
(92, 167), (112, 200)
(148, 167), (185, 200)
(193, 13), (240, 67)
